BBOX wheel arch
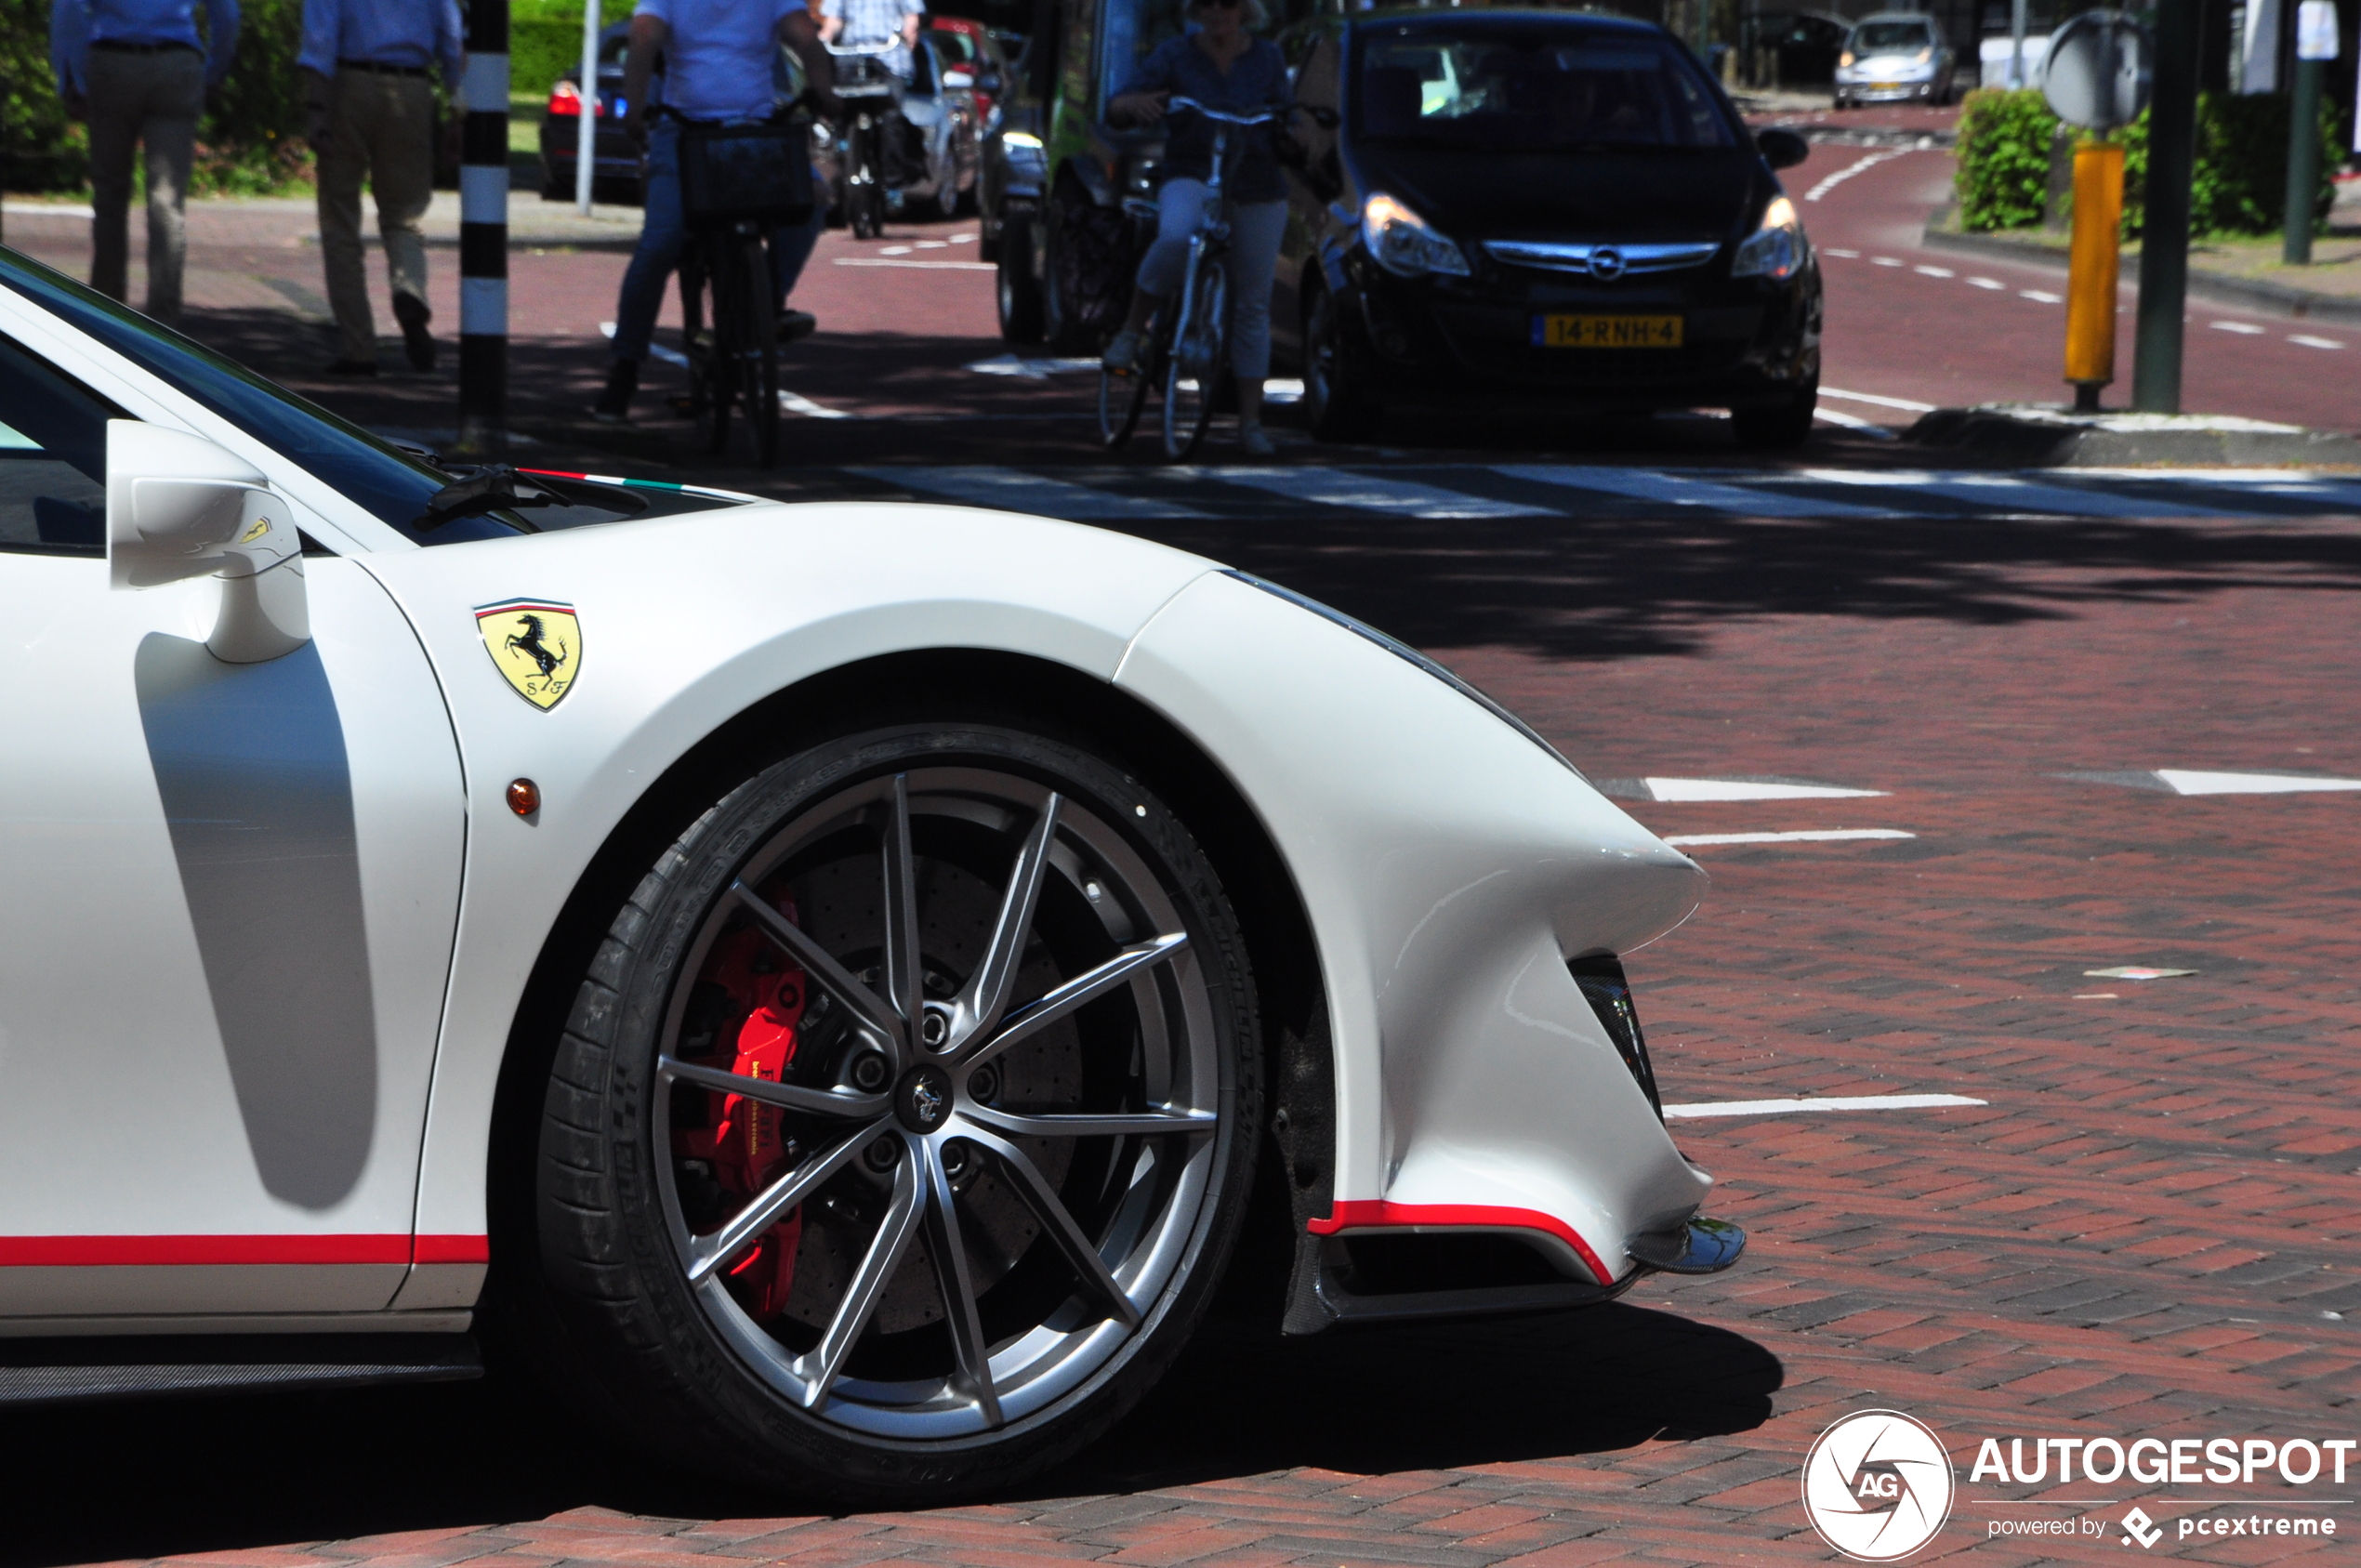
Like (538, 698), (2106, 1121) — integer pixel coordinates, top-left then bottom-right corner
(481, 646), (1330, 1336)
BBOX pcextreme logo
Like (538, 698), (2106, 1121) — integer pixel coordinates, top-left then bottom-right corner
(1801, 1410), (1958, 1561)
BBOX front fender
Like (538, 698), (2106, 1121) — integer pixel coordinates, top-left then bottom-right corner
(355, 503), (1215, 1285)
(1114, 572), (1712, 1285)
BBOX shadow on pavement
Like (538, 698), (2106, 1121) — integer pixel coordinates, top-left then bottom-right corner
(0, 1303), (1776, 1566)
(1119, 507), (2361, 663)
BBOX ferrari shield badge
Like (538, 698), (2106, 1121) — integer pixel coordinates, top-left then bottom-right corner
(475, 598), (581, 710)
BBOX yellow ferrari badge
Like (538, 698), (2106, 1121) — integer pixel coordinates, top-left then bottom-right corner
(475, 598), (581, 710)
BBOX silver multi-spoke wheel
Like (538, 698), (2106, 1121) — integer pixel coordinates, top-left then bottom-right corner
(647, 761), (1226, 1442)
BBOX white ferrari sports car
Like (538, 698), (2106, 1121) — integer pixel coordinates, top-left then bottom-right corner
(0, 245), (1740, 1497)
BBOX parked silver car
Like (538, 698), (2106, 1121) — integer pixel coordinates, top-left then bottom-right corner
(1833, 12), (1958, 106)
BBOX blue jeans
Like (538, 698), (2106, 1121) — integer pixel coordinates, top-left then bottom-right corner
(610, 118), (827, 363)
(1135, 179), (1286, 381)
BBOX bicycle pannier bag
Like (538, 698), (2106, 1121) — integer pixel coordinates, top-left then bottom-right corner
(679, 120), (814, 230)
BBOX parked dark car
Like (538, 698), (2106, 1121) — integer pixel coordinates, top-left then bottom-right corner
(1273, 9), (1823, 446)
(1740, 10), (1848, 86)
(538, 21), (643, 203)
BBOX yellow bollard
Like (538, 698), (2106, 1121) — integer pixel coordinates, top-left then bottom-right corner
(2064, 140), (2126, 411)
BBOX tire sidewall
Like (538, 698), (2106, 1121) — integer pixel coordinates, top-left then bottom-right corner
(547, 724), (1260, 1501)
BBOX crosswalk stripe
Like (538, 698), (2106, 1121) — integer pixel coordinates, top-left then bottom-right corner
(1198, 466), (1552, 518)
(851, 467), (1208, 520)
(1494, 464), (1894, 518)
(1789, 469), (2220, 519)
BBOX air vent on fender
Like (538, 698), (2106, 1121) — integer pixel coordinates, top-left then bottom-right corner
(1570, 955), (1663, 1119)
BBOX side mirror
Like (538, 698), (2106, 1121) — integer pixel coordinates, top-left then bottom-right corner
(106, 420), (310, 664)
(944, 68), (974, 87)
(1756, 128), (1810, 170)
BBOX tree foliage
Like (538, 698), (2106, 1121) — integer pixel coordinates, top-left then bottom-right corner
(1954, 87), (2059, 232)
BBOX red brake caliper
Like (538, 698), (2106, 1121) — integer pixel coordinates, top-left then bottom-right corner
(681, 894), (810, 1317)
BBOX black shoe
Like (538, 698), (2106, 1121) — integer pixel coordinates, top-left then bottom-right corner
(323, 358), (378, 376)
(590, 359), (640, 423)
(780, 309), (817, 343)
(392, 293), (436, 372)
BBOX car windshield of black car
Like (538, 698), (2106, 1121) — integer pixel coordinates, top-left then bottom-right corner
(1852, 20), (1932, 50)
(1357, 26), (1734, 151)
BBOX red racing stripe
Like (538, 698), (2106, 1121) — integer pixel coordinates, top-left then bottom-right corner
(412, 1234), (492, 1265)
(0, 1234), (493, 1267)
(1304, 1200), (1615, 1286)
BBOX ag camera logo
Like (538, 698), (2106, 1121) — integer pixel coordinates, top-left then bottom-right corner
(1802, 1410), (1958, 1561)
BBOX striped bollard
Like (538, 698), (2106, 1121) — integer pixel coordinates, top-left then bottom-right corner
(459, 0), (509, 457)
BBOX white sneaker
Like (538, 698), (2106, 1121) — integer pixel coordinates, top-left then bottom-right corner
(1238, 420), (1275, 457)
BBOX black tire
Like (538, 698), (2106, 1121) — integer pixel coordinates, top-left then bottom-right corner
(742, 233), (782, 469)
(534, 725), (1260, 1506)
(1039, 204), (1096, 355)
(1303, 285), (1379, 443)
(1161, 257), (1223, 462)
(996, 212), (1045, 344)
(1732, 378), (1818, 450)
(697, 249), (739, 457)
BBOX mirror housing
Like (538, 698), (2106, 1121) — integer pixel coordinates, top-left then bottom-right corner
(1757, 128), (1811, 170)
(106, 420), (310, 664)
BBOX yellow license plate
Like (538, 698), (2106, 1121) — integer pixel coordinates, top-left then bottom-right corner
(1533, 314), (1683, 349)
(1870, 80), (1904, 89)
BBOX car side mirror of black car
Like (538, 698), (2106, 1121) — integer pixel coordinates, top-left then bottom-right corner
(1757, 128), (1810, 170)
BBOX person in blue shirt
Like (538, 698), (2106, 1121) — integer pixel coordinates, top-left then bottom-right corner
(591, 0), (838, 423)
(50, 0), (240, 325)
(298, 0), (464, 375)
(1103, 0), (1290, 455)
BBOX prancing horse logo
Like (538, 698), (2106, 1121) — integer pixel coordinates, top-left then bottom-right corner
(474, 598), (582, 710)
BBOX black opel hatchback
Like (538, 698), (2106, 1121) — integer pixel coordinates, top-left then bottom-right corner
(1273, 8), (1821, 447)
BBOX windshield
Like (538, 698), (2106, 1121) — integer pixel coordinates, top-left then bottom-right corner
(1851, 20), (1932, 51)
(1355, 24), (1734, 151)
(0, 246), (523, 545)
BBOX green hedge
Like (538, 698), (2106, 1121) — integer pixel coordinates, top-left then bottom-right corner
(2120, 90), (2341, 238)
(1957, 84), (2342, 239)
(512, 0), (605, 98)
(2, 0), (312, 195)
(1954, 88), (2059, 231)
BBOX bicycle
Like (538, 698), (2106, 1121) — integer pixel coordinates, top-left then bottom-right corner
(1097, 97), (1281, 461)
(672, 112), (816, 469)
(827, 42), (902, 240)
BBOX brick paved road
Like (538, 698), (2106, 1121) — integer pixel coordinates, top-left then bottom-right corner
(10, 507), (2358, 1568)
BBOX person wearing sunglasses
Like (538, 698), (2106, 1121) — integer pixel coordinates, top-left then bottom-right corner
(1104, 0), (1289, 456)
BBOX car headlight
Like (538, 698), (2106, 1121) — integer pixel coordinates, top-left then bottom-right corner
(1731, 195), (1804, 282)
(1360, 192), (1471, 279)
(1223, 570), (1586, 781)
(1915, 46), (1932, 63)
(1839, 48), (1854, 66)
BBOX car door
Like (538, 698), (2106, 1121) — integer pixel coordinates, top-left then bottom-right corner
(0, 328), (466, 1321)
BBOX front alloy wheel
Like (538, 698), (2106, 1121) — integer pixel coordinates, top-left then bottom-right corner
(534, 727), (1258, 1498)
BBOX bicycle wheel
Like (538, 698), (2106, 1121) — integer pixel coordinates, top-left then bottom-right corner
(1161, 254), (1224, 462)
(741, 232), (782, 468)
(1096, 361), (1150, 450)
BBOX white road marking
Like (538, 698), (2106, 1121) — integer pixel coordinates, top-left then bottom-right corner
(878, 244), (915, 255)
(1207, 467), (1550, 518)
(1644, 778), (1886, 801)
(1821, 387), (1937, 412)
(1872, 256), (1905, 267)
(2210, 321), (2267, 335)
(1914, 265), (1956, 278)
(2021, 290), (2064, 303)
(1497, 464), (1891, 518)
(1263, 376), (1305, 403)
(948, 232), (976, 243)
(2155, 769), (2361, 796)
(601, 321), (689, 368)
(1814, 407), (1899, 439)
(914, 240), (948, 249)
(2290, 334), (2346, 349)
(1795, 468), (2215, 519)
(1664, 1093), (1985, 1119)
(1968, 276), (2006, 289)
(1804, 149), (1910, 202)
(856, 466), (1207, 519)
(833, 258), (996, 270)
(779, 389), (852, 419)
(1, 202), (95, 217)
(964, 353), (1101, 378)
(1661, 829), (1916, 845)
(1824, 246), (1862, 257)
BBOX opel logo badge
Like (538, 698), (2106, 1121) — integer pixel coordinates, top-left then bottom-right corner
(1588, 246), (1627, 282)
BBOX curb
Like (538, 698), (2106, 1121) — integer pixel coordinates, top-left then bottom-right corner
(1920, 221), (2361, 324)
(1902, 406), (2361, 466)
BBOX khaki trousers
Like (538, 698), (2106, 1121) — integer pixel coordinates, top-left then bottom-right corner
(316, 71), (436, 362)
(86, 47), (204, 323)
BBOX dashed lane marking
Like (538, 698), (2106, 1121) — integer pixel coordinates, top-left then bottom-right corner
(2290, 335), (2346, 349)
(1872, 256), (1905, 267)
(1914, 265), (1956, 278)
(2212, 321), (2267, 335)
(1664, 1093), (1985, 1119)
(1632, 778), (1887, 802)
(1660, 829), (1917, 846)
(1968, 276), (2006, 289)
(2156, 769), (2361, 796)
(2021, 289), (2064, 303)
(1493, 464), (1892, 518)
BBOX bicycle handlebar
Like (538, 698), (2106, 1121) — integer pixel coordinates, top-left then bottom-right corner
(1165, 96), (1282, 126)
